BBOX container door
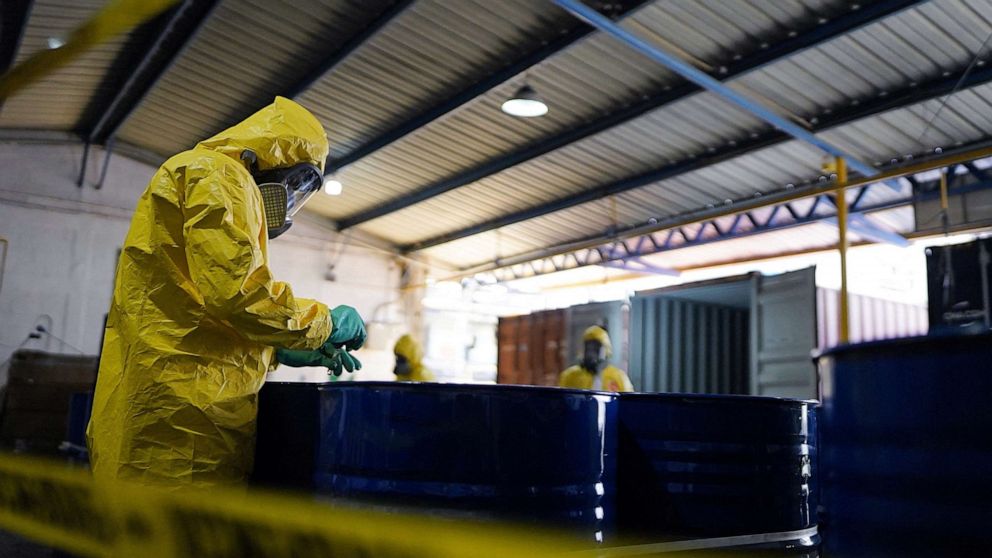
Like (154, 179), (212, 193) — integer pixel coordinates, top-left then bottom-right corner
(529, 312), (547, 386)
(541, 310), (566, 386)
(497, 317), (519, 384)
(516, 315), (533, 385)
(751, 267), (818, 399)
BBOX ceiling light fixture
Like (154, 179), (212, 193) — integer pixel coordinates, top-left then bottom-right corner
(323, 178), (343, 196)
(501, 85), (548, 118)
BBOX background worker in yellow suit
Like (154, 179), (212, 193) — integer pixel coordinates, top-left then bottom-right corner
(87, 97), (366, 488)
(559, 326), (633, 392)
(394, 335), (435, 382)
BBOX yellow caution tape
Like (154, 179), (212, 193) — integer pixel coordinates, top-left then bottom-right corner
(0, 0), (179, 99)
(0, 452), (584, 557)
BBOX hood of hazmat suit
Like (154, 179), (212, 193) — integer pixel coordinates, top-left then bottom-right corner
(87, 97), (333, 488)
(394, 335), (435, 382)
(582, 325), (613, 358)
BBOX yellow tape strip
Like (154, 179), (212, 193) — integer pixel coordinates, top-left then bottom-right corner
(0, 0), (179, 99)
(0, 453), (580, 557)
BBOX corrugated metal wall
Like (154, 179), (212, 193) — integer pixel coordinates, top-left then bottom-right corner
(630, 296), (749, 395)
(816, 289), (928, 349)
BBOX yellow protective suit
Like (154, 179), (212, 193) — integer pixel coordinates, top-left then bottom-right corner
(559, 365), (633, 392)
(87, 97), (332, 488)
(558, 326), (633, 392)
(394, 335), (435, 382)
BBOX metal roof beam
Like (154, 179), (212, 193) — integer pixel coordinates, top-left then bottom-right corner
(460, 140), (992, 275)
(514, 196), (911, 281)
(324, 0), (650, 174)
(823, 214), (910, 247)
(0, 0), (33, 112)
(402, 62), (992, 253)
(600, 258), (680, 276)
(337, 0), (921, 230)
(84, 0), (219, 145)
(285, 0), (416, 100)
(554, 0), (900, 188)
(0, 0), (32, 76)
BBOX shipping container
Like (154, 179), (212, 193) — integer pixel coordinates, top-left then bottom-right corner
(496, 316), (520, 385)
(497, 302), (628, 387)
(925, 238), (992, 332)
(630, 268), (928, 399)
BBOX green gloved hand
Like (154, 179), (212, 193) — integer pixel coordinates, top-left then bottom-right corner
(324, 347), (362, 374)
(326, 305), (367, 351)
(276, 348), (349, 376)
(276, 348), (326, 368)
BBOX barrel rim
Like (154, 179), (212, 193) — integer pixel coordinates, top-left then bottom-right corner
(264, 380), (620, 400)
(618, 391), (817, 406)
(813, 330), (992, 360)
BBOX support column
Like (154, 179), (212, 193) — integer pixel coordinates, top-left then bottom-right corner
(835, 157), (850, 343)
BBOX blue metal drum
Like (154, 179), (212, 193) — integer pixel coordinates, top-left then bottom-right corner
(252, 382), (326, 491)
(817, 332), (992, 557)
(617, 393), (818, 546)
(253, 381), (618, 542)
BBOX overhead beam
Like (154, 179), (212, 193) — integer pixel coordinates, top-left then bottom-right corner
(553, 0), (899, 185)
(337, 0), (922, 229)
(0, 0), (32, 75)
(470, 141), (992, 276)
(85, 0), (219, 145)
(600, 258), (680, 276)
(323, 0), (650, 174)
(75, 5), (182, 136)
(285, 0), (416, 100)
(0, 0), (33, 112)
(403, 63), (992, 252)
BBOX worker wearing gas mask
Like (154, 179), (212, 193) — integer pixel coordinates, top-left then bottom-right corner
(393, 335), (435, 382)
(559, 326), (633, 392)
(87, 97), (365, 487)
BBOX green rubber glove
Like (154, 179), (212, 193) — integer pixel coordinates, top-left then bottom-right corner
(276, 348), (347, 376)
(326, 305), (367, 351)
(322, 347), (362, 374)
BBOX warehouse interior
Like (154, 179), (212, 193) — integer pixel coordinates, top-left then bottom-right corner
(0, 0), (991, 556)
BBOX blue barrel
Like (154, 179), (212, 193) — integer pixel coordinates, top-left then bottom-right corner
(617, 393), (818, 546)
(65, 391), (94, 448)
(817, 332), (992, 557)
(252, 382), (326, 491)
(254, 381), (618, 542)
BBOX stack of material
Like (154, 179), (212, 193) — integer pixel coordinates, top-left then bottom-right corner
(0, 350), (97, 455)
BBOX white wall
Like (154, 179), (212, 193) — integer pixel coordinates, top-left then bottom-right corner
(0, 142), (402, 380)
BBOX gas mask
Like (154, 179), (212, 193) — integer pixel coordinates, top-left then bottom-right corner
(394, 354), (411, 377)
(243, 151), (323, 239)
(581, 340), (607, 374)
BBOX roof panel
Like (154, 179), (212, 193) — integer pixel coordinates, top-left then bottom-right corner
(117, 0), (394, 156)
(0, 0), (155, 130)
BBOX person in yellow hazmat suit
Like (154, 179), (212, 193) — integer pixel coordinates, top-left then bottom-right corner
(87, 97), (367, 488)
(393, 335), (435, 382)
(559, 326), (633, 392)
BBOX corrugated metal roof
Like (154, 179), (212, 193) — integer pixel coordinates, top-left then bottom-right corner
(0, 0), (151, 129)
(339, 0), (992, 256)
(299, 0), (578, 160)
(310, 0), (845, 221)
(116, 0), (395, 155)
(3, 0), (992, 275)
